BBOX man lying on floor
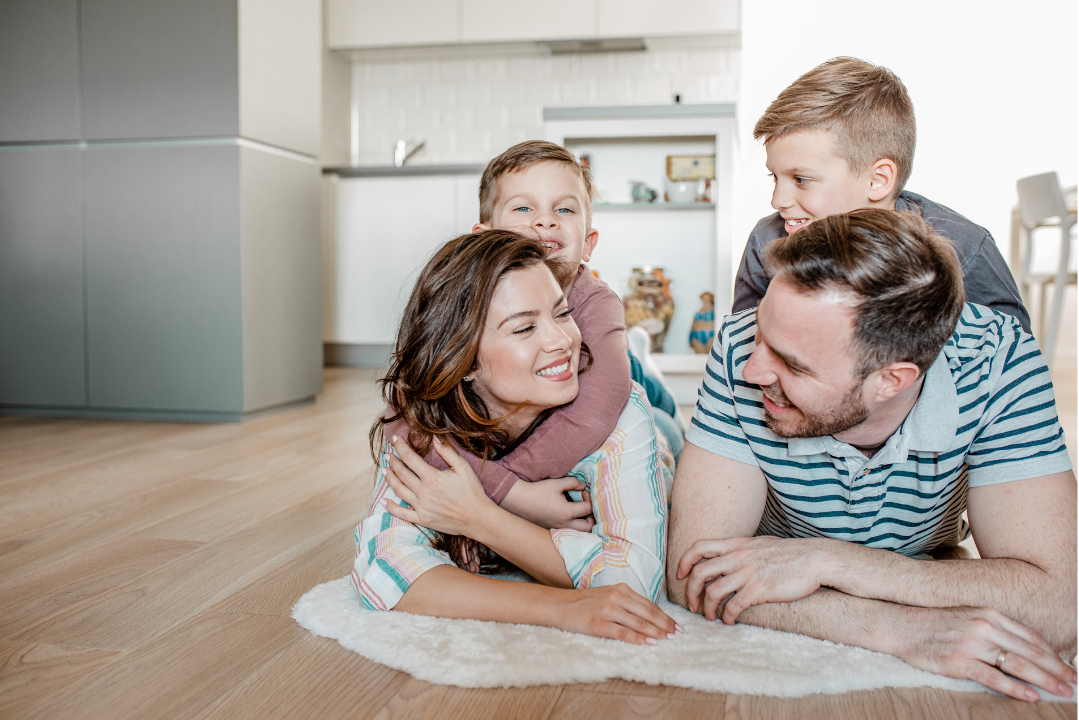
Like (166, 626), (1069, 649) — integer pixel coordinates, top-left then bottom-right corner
(666, 209), (1077, 702)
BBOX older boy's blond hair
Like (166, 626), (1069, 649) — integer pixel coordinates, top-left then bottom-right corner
(479, 141), (594, 226)
(754, 57), (916, 197)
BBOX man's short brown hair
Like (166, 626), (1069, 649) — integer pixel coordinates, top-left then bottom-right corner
(479, 140), (594, 226)
(754, 57), (917, 197)
(765, 209), (964, 377)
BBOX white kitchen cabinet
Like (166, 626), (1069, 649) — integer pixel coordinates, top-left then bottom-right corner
(325, 0), (458, 49)
(326, 173), (481, 345)
(597, 0), (738, 37)
(460, 0), (595, 43)
(326, 0), (739, 50)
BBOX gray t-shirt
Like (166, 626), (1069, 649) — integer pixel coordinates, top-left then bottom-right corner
(732, 191), (1032, 333)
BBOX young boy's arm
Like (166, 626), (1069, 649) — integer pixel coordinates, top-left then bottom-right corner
(498, 268), (632, 486)
(381, 413), (521, 503)
(960, 233), (1033, 334)
(732, 214), (784, 313)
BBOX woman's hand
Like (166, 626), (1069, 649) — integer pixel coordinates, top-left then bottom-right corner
(382, 435), (495, 537)
(550, 583), (683, 645)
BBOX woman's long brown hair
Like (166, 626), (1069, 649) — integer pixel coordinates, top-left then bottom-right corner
(370, 230), (590, 573)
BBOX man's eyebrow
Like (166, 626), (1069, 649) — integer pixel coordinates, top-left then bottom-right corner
(496, 309), (538, 329)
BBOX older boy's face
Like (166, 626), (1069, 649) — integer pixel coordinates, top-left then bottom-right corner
(765, 129), (878, 236)
(479, 161), (599, 282)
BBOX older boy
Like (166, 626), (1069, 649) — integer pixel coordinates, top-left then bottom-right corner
(733, 57), (1031, 332)
(385, 141), (653, 531)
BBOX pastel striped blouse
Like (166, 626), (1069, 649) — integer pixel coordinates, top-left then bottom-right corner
(352, 382), (674, 610)
(685, 303), (1072, 555)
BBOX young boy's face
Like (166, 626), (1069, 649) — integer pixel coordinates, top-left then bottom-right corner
(765, 129), (892, 235)
(476, 161), (599, 278)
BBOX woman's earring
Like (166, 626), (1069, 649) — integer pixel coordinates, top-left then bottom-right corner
(462, 375), (472, 382)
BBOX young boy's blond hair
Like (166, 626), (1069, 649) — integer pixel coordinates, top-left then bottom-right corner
(478, 141), (595, 226)
(754, 57), (916, 198)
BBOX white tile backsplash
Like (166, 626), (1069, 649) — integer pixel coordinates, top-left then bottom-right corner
(346, 44), (740, 165)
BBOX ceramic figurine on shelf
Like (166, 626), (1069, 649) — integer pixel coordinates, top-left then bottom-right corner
(689, 291), (715, 354)
(623, 266), (675, 353)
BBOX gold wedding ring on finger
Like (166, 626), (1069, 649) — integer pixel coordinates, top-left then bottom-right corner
(994, 649), (1008, 669)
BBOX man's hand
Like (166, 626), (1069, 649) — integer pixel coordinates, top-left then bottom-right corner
(677, 536), (830, 623)
(891, 606), (1077, 701)
(500, 476), (595, 531)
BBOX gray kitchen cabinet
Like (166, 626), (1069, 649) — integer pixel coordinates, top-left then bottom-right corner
(84, 145), (245, 414)
(0, 147), (86, 407)
(239, 146), (323, 412)
(1, 0), (322, 422)
(0, 0), (81, 143)
(80, 0), (240, 140)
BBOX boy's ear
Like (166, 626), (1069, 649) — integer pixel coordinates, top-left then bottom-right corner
(581, 228), (600, 263)
(867, 159), (898, 204)
(472, 222), (491, 233)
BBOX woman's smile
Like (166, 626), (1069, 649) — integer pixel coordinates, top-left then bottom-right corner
(536, 357), (572, 380)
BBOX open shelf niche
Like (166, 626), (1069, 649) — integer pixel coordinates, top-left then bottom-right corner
(544, 105), (736, 401)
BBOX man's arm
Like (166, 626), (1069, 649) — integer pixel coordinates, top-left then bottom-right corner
(805, 472), (1076, 653)
(679, 472), (1078, 654)
(666, 441), (767, 606)
(668, 443), (1077, 700)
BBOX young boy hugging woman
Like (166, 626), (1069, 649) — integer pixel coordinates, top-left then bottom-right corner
(385, 141), (681, 534)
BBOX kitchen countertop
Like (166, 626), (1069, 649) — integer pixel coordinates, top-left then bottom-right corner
(323, 164), (486, 177)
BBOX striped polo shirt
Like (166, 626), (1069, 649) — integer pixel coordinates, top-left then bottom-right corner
(685, 303), (1073, 556)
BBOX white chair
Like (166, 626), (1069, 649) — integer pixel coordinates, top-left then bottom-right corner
(1015, 172), (1077, 368)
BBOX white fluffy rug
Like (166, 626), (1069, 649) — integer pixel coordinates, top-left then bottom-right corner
(293, 576), (1070, 700)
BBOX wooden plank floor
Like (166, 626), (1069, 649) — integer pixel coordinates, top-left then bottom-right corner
(1, 367), (1074, 720)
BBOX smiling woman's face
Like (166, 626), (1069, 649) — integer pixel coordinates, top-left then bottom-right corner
(470, 263), (582, 436)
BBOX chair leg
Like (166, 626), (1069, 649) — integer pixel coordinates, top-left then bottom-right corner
(1042, 224), (1074, 369)
(1020, 226), (1035, 309)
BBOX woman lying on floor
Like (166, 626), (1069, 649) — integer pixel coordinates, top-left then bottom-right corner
(352, 230), (680, 644)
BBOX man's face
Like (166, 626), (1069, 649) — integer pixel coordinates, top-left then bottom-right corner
(742, 275), (870, 438)
(765, 129), (877, 236)
(480, 161), (598, 286)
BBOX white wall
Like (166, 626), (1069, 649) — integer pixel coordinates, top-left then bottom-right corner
(342, 37), (739, 166)
(736, 0), (1077, 274)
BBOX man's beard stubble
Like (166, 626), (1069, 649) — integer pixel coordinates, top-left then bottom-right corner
(761, 381), (870, 439)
